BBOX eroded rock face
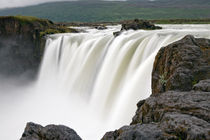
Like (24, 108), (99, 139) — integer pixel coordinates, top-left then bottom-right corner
(0, 16), (77, 78)
(131, 88), (210, 124)
(102, 35), (210, 140)
(152, 35), (210, 94)
(20, 122), (82, 140)
(103, 89), (210, 140)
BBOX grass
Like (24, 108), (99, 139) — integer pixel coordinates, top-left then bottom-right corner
(0, 1), (210, 23)
(0, 15), (77, 37)
(0, 15), (54, 27)
(150, 19), (210, 24)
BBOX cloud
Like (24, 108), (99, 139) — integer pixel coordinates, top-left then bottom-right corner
(0, 0), (76, 9)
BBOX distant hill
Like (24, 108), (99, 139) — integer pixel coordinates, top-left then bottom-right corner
(0, 0), (210, 22)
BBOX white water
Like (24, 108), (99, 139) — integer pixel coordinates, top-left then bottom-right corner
(0, 25), (210, 140)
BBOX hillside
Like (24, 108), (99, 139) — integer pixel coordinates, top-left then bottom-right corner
(0, 0), (210, 22)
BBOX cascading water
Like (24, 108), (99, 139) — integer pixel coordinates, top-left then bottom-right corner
(0, 25), (210, 140)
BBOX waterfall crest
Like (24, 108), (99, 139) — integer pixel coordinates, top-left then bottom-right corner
(1, 25), (210, 140)
(38, 25), (210, 127)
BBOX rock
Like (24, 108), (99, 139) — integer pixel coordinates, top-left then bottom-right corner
(102, 123), (164, 140)
(114, 19), (162, 37)
(121, 19), (162, 31)
(152, 35), (210, 94)
(193, 79), (210, 92)
(113, 31), (121, 37)
(102, 35), (210, 140)
(160, 112), (210, 140)
(103, 89), (210, 140)
(131, 90), (210, 124)
(95, 25), (107, 30)
(0, 16), (77, 78)
(20, 122), (82, 140)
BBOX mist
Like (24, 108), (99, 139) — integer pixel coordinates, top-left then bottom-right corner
(0, 76), (111, 140)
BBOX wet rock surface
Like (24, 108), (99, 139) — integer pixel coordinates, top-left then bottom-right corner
(102, 35), (210, 140)
(20, 122), (82, 140)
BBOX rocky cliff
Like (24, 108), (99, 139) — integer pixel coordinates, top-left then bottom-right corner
(102, 35), (210, 140)
(0, 16), (77, 77)
(152, 35), (210, 94)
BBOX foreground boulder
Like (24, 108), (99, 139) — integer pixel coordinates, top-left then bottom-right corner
(102, 35), (210, 140)
(20, 122), (82, 140)
(0, 16), (77, 77)
(114, 19), (162, 36)
(103, 89), (210, 140)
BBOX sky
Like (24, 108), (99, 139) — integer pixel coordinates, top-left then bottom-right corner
(0, 0), (67, 9)
(0, 0), (131, 9)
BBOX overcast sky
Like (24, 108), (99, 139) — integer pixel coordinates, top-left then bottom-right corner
(0, 0), (132, 9)
(0, 0), (67, 9)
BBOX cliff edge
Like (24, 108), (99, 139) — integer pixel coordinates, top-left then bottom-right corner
(0, 16), (77, 77)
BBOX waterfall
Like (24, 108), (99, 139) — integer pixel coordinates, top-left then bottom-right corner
(0, 25), (210, 140)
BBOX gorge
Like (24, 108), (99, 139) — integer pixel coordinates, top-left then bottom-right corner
(0, 17), (210, 140)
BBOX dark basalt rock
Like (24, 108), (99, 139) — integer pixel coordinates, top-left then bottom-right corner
(113, 31), (121, 37)
(152, 35), (210, 94)
(121, 19), (162, 31)
(95, 25), (107, 30)
(0, 16), (77, 78)
(113, 19), (162, 37)
(131, 89), (210, 124)
(20, 122), (82, 140)
(193, 79), (210, 92)
(103, 90), (210, 140)
(102, 123), (164, 140)
(102, 36), (210, 140)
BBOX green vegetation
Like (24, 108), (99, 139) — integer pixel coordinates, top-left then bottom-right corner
(159, 72), (168, 86)
(14, 15), (53, 26)
(0, 15), (53, 27)
(0, 15), (77, 37)
(150, 19), (210, 24)
(40, 29), (60, 37)
(39, 27), (77, 37)
(13, 15), (48, 23)
(192, 80), (198, 86)
(0, 1), (210, 23)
